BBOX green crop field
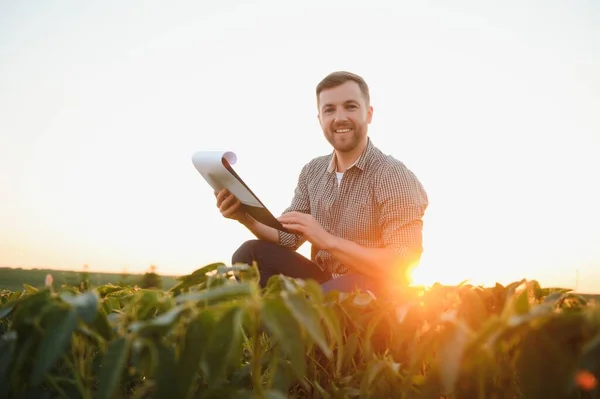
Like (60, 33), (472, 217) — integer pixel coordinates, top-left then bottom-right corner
(1, 263), (599, 398)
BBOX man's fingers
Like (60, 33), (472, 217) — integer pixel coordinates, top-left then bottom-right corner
(281, 222), (303, 233)
(220, 194), (239, 212)
(279, 211), (300, 219)
(216, 190), (233, 207)
(277, 213), (296, 223)
(215, 188), (230, 200)
(279, 216), (301, 225)
(279, 211), (308, 222)
(215, 190), (224, 205)
(222, 199), (241, 217)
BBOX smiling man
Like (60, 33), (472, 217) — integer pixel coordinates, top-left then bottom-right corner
(215, 71), (429, 296)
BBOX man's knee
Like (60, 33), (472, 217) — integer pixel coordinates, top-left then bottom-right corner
(231, 239), (272, 265)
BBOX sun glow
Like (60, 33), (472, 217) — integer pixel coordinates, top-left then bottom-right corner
(409, 259), (475, 289)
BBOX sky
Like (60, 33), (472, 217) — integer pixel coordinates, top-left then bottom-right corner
(1, 0), (599, 292)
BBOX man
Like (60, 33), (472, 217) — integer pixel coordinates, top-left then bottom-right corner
(214, 71), (428, 296)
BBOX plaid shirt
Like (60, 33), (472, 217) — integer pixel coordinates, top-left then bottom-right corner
(278, 138), (429, 276)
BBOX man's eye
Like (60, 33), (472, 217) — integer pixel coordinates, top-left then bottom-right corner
(346, 104), (358, 110)
(323, 108), (334, 113)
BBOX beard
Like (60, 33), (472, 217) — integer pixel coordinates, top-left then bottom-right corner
(325, 124), (366, 153)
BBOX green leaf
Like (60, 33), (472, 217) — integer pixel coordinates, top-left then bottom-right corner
(577, 332), (600, 375)
(352, 291), (375, 306)
(217, 264), (251, 274)
(104, 297), (121, 314)
(131, 339), (160, 377)
(513, 288), (529, 315)
(264, 274), (285, 295)
(0, 331), (17, 392)
(265, 390), (288, 399)
(97, 284), (126, 297)
(282, 292), (332, 359)
(319, 304), (343, 374)
(204, 305), (245, 384)
(0, 305), (13, 319)
(202, 387), (244, 399)
(436, 321), (472, 395)
(457, 288), (488, 330)
(516, 313), (585, 398)
(542, 291), (567, 305)
(93, 310), (114, 341)
(23, 284), (39, 294)
(178, 262), (225, 281)
(363, 311), (387, 361)
(313, 380), (332, 399)
(130, 290), (162, 320)
(10, 333), (36, 390)
(271, 361), (293, 394)
(302, 279), (324, 303)
(97, 337), (130, 399)
(60, 290), (99, 323)
(261, 298), (305, 380)
(360, 359), (386, 395)
(30, 306), (78, 386)
(129, 305), (190, 337)
(153, 344), (178, 398)
(170, 262), (225, 292)
(531, 280), (544, 299)
(6, 290), (51, 326)
(505, 301), (555, 329)
(174, 282), (254, 305)
(500, 283), (529, 321)
(341, 333), (359, 373)
(175, 311), (216, 398)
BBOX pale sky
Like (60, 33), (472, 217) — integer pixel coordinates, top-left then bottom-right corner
(1, 0), (599, 292)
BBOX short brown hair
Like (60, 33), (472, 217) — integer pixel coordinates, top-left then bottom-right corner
(316, 71), (370, 105)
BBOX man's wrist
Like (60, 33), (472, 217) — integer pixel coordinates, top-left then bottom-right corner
(323, 233), (340, 252)
(238, 213), (253, 227)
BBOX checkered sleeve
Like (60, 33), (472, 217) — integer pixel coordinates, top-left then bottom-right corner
(277, 163), (311, 250)
(376, 163), (429, 266)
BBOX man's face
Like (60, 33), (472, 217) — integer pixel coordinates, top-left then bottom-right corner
(317, 81), (373, 154)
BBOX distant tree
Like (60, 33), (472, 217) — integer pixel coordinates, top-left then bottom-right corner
(139, 264), (162, 289)
(119, 267), (130, 285)
(80, 264), (90, 291)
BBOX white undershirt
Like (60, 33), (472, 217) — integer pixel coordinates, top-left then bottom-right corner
(336, 172), (343, 187)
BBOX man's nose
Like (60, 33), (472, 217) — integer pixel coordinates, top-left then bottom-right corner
(334, 109), (348, 122)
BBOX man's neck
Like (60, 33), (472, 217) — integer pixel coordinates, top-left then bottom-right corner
(335, 139), (368, 173)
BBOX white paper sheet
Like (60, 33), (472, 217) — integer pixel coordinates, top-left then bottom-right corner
(191, 150), (263, 208)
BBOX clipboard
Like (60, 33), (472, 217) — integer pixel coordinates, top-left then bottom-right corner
(191, 150), (290, 233)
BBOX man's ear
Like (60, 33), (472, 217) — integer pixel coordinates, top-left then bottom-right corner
(367, 105), (374, 124)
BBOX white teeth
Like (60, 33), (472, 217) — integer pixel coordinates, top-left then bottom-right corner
(335, 128), (351, 133)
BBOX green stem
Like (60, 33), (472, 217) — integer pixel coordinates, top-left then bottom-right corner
(63, 354), (91, 399)
(252, 305), (264, 398)
(46, 375), (69, 399)
(306, 353), (331, 376)
(478, 369), (485, 399)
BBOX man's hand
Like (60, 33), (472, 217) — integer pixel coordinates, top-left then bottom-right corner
(214, 189), (248, 223)
(277, 211), (333, 249)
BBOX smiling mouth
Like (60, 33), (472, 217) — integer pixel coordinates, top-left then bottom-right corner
(334, 128), (352, 133)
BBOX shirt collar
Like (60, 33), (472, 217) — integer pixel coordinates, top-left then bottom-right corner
(327, 137), (374, 173)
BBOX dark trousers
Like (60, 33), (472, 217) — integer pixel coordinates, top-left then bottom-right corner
(231, 239), (383, 296)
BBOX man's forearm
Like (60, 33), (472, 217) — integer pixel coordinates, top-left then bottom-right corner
(239, 215), (280, 244)
(324, 235), (417, 280)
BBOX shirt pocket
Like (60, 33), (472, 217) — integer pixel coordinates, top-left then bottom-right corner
(311, 193), (334, 232)
(340, 197), (378, 242)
